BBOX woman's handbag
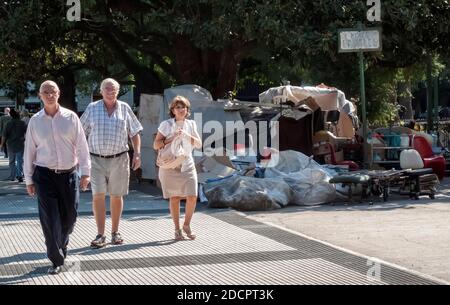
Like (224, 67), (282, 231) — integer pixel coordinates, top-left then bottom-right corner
(156, 136), (187, 169)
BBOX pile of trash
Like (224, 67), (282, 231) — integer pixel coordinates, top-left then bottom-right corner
(201, 150), (337, 211)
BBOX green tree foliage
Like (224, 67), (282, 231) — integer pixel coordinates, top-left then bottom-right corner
(0, 1), (129, 109)
(0, 0), (449, 120)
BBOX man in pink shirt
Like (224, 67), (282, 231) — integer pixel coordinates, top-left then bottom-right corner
(24, 80), (91, 275)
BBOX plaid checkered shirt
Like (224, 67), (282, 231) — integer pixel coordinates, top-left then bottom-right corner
(80, 100), (143, 156)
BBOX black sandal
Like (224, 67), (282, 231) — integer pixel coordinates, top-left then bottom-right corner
(111, 232), (124, 245)
(90, 234), (106, 248)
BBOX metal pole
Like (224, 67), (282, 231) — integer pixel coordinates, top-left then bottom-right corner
(359, 51), (368, 168)
(433, 75), (439, 131)
(426, 55), (433, 132)
(357, 22), (368, 168)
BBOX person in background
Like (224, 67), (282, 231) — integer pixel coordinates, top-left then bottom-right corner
(21, 109), (30, 126)
(0, 107), (12, 159)
(406, 120), (417, 130)
(1, 109), (27, 182)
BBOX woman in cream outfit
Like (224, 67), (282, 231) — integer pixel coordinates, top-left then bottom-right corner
(154, 96), (202, 240)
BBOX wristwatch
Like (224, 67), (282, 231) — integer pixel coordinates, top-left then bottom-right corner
(134, 153), (141, 159)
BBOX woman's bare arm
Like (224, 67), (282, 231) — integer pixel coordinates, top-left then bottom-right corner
(153, 131), (166, 150)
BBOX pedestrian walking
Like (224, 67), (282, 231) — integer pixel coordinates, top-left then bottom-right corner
(24, 80), (91, 275)
(1, 109), (27, 182)
(0, 107), (12, 159)
(153, 96), (202, 240)
(21, 109), (31, 126)
(80, 78), (143, 248)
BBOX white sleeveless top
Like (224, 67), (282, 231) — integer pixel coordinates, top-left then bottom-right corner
(157, 118), (201, 171)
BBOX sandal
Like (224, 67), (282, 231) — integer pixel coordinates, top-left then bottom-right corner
(174, 229), (185, 241)
(183, 224), (196, 240)
(90, 234), (107, 249)
(111, 232), (124, 245)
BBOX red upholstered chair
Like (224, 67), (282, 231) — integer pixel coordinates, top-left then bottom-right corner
(313, 142), (360, 171)
(412, 135), (445, 180)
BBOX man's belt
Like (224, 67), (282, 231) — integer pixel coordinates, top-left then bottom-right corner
(90, 151), (128, 159)
(37, 166), (77, 174)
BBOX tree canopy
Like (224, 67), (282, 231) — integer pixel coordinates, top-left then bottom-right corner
(0, 0), (449, 122)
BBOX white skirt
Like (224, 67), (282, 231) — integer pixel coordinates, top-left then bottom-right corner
(159, 165), (198, 199)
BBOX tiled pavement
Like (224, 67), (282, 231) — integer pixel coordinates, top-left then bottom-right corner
(0, 158), (446, 285)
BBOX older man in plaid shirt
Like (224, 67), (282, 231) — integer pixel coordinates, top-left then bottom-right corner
(81, 78), (143, 248)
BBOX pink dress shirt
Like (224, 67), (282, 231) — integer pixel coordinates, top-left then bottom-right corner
(24, 106), (91, 185)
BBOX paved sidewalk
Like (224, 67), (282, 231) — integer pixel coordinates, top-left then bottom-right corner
(0, 156), (447, 285)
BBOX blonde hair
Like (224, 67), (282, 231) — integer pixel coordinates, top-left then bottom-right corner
(169, 95), (191, 118)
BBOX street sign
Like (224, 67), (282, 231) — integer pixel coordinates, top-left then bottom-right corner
(338, 23), (382, 169)
(338, 28), (382, 53)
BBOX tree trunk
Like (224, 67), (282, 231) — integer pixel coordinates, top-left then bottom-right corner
(212, 48), (240, 99)
(14, 83), (26, 109)
(413, 98), (422, 119)
(133, 67), (163, 106)
(398, 80), (413, 120)
(15, 93), (25, 109)
(58, 69), (77, 112)
(173, 35), (242, 100)
(173, 36), (205, 84)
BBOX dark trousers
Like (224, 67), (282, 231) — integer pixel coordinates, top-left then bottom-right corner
(8, 150), (24, 179)
(3, 144), (7, 158)
(33, 166), (79, 267)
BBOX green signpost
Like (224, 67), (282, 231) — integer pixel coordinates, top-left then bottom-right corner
(338, 22), (382, 167)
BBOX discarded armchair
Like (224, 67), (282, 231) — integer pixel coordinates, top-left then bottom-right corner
(412, 135), (445, 180)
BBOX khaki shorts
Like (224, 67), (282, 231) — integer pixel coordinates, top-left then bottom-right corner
(90, 153), (130, 196)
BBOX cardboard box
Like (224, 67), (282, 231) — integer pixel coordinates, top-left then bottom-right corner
(335, 149), (344, 162)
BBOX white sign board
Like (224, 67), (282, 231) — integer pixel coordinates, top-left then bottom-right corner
(338, 28), (382, 53)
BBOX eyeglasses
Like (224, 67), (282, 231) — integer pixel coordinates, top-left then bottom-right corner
(40, 91), (59, 96)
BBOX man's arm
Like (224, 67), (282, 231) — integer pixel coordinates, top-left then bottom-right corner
(75, 116), (91, 190)
(0, 132), (5, 148)
(79, 105), (91, 138)
(125, 105), (143, 171)
(0, 116), (6, 148)
(23, 120), (37, 195)
(131, 133), (141, 171)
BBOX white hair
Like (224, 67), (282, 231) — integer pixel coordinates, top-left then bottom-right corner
(4, 107), (10, 115)
(100, 78), (120, 92)
(39, 80), (59, 92)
